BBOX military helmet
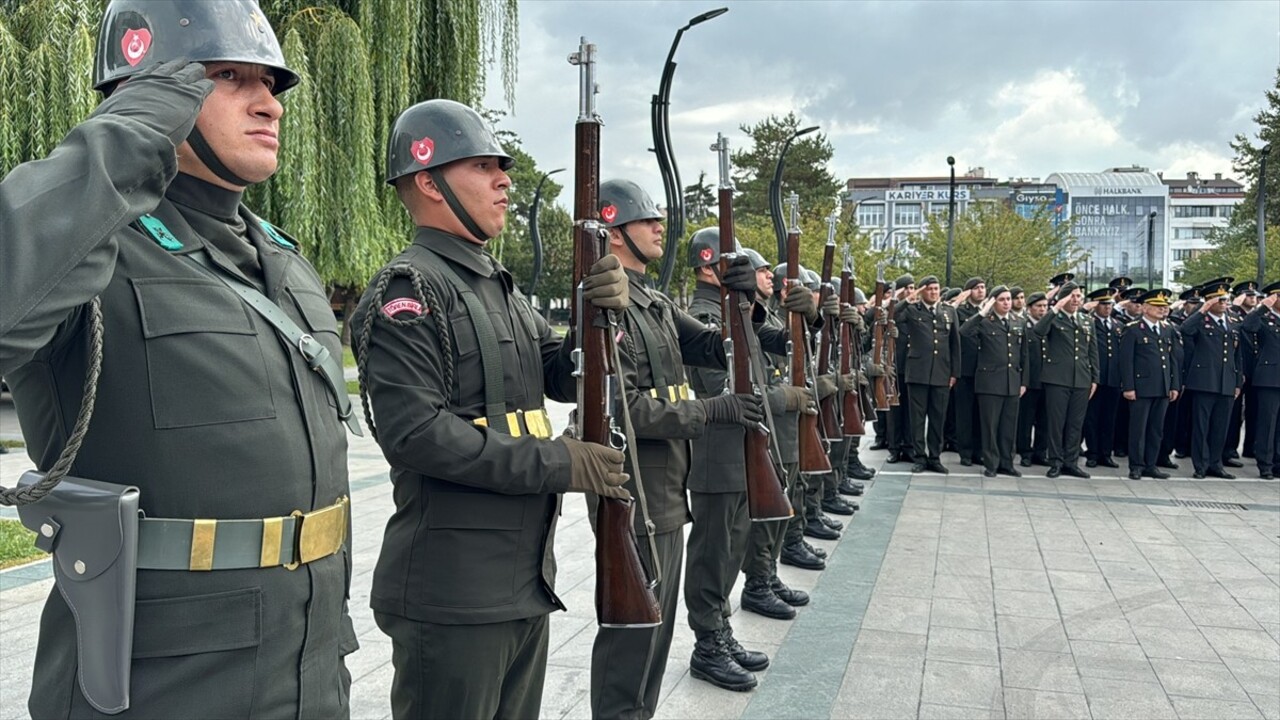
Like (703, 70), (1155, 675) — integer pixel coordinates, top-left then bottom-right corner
(386, 99), (514, 185)
(599, 180), (663, 229)
(94, 0), (299, 95)
(772, 263), (812, 294)
(828, 277), (842, 298)
(801, 268), (821, 292)
(687, 227), (740, 268)
(852, 287), (868, 305)
(742, 247), (770, 271)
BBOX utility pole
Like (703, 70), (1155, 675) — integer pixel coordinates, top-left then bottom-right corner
(1260, 146), (1270, 286)
(946, 156), (956, 287)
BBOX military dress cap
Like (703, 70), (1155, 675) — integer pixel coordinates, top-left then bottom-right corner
(1108, 276), (1133, 290)
(385, 99), (514, 184)
(1086, 287), (1114, 302)
(988, 284), (1010, 298)
(1057, 281), (1079, 297)
(1027, 292), (1048, 306)
(1009, 286), (1024, 298)
(741, 247), (770, 270)
(1179, 287), (1203, 303)
(1120, 287), (1147, 302)
(1262, 280), (1280, 295)
(1049, 272), (1075, 287)
(1200, 278), (1233, 299)
(943, 288), (961, 302)
(919, 275), (940, 287)
(598, 179), (664, 229)
(94, 0), (300, 95)
(1232, 280), (1261, 296)
(894, 274), (915, 289)
(1139, 288), (1173, 306)
(963, 277), (984, 291)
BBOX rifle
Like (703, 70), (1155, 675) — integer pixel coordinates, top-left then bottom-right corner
(816, 212), (840, 439)
(839, 244), (866, 436)
(883, 265), (900, 406)
(784, 193), (832, 475)
(569, 38), (661, 629)
(712, 133), (792, 522)
(871, 263), (890, 411)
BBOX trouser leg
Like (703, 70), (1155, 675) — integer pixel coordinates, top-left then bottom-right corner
(1143, 397), (1169, 471)
(686, 491), (748, 634)
(1254, 388), (1280, 473)
(1062, 388), (1088, 465)
(1043, 384), (1069, 466)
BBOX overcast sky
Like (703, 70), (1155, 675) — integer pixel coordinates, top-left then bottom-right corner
(480, 0), (1278, 207)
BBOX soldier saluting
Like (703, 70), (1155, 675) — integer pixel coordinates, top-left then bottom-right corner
(1240, 281), (1280, 479)
(1180, 278), (1245, 479)
(2, 2), (362, 716)
(959, 285), (1027, 477)
(895, 275), (960, 474)
(1033, 276), (1098, 478)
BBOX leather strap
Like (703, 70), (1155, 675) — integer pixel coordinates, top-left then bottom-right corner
(427, 254), (511, 433)
(625, 303), (670, 391)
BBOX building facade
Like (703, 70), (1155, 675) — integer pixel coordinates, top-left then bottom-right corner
(1162, 171), (1245, 284)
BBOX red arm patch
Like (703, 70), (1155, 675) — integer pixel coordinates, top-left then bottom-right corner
(382, 298), (426, 318)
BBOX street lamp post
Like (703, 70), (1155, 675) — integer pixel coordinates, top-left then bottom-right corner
(769, 125), (820, 263)
(1259, 146), (1269, 286)
(1146, 210), (1157, 288)
(946, 156), (956, 287)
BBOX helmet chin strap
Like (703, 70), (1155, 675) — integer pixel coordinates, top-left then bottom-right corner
(618, 226), (651, 266)
(429, 168), (491, 242)
(187, 127), (254, 188)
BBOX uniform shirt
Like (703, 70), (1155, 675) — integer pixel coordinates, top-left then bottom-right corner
(1119, 319), (1180, 397)
(1, 109), (355, 716)
(1180, 310), (1244, 396)
(895, 301), (961, 386)
(353, 227), (578, 625)
(1033, 309), (1100, 389)
(959, 311), (1028, 396)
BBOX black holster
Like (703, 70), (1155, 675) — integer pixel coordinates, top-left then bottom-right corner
(17, 471), (139, 715)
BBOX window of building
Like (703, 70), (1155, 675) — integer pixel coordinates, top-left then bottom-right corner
(1173, 205), (1216, 218)
(1173, 249), (1194, 261)
(856, 203), (885, 228)
(893, 203), (922, 226)
(1217, 206), (1234, 219)
(1172, 227), (1213, 240)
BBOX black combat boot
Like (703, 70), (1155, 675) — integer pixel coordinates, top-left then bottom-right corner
(822, 492), (857, 516)
(838, 477), (866, 495)
(804, 540), (827, 559)
(690, 630), (757, 691)
(780, 540), (826, 569)
(770, 574), (810, 606)
(741, 575), (795, 620)
(720, 624), (769, 672)
(803, 516), (840, 540)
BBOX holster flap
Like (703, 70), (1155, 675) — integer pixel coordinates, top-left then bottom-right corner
(16, 471), (139, 582)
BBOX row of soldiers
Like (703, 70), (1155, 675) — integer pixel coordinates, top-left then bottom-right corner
(871, 272), (1280, 481)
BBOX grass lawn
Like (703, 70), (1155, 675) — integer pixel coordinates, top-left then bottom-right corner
(0, 518), (43, 570)
(0, 439), (24, 449)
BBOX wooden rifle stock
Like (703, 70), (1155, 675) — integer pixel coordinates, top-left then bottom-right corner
(784, 196), (831, 475)
(816, 228), (840, 439)
(569, 39), (661, 629)
(839, 245), (866, 436)
(712, 134), (791, 522)
(871, 265), (891, 412)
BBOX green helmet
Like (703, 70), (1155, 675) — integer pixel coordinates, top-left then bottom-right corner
(385, 99), (514, 185)
(687, 227), (741, 268)
(802, 268), (821, 292)
(94, 0), (299, 95)
(742, 248), (770, 271)
(599, 180), (663, 228)
(852, 287), (868, 305)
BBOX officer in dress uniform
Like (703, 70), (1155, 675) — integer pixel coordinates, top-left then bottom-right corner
(1018, 293), (1051, 467)
(1227, 280), (1261, 462)
(1119, 289), (1181, 479)
(1169, 288), (1204, 463)
(959, 286), (1027, 477)
(895, 275), (960, 474)
(682, 233), (796, 692)
(353, 100), (635, 719)
(952, 277), (987, 466)
(1180, 278), (1245, 479)
(1084, 288), (1123, 469)
(1033, 279), (1099, 478)
(2, 3), (363, 716)
(1241, 281), (1280, 478)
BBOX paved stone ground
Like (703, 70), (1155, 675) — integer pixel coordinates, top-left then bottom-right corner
(2, 396), (1278, 719)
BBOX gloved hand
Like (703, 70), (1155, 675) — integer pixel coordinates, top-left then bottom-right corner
(815, 374), (838, 400)
(560, 437), (630, 500)
(782, 284), (818, 321)
(866, 363), (885, 378)
(721, 255), (757, 293)
(701, 393), (765, 427)
(92, 59), (214, 148)
(888, 324), (899, 339)
(841, 306), (866, 333)
(822, 294), (840, 317)
(886, 364), (897, 379)
(582, 255), (629, 310)
(780, 385), (818, 414)
(840, 373), (856, 392)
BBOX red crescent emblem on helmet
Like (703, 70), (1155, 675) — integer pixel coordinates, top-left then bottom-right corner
(601, 205), (618, 223)
(122, 28), (152, 67)
(700, 248), (713, 262)
(411, 137), (435, 165)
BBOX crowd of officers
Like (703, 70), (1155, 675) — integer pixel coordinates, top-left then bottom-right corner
(873, 274), (1280, 482)
(3, 3), (1278, 719)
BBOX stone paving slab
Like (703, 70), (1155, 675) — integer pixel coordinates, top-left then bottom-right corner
(1, 399), (1278, 719)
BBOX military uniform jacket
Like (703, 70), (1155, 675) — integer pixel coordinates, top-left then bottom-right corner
(1240, 308), (1280, 388)
(1179, 310), (1244, 396)
(960, 312), (1028, 396)
(1231, 305), (1261, 379)
(353, 228), (578, 625)
(1025, 321), (1046, 390)
(1093, 315), (1123, 386)
(1119, 320), (1180, 397)
(957, 301), (982, 377)
(895, 301), (961, 386)
(0, 111), (355, 717)
(1033, 309), (1100, 389)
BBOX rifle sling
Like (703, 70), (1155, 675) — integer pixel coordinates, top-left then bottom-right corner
(624, 303), (670, 391)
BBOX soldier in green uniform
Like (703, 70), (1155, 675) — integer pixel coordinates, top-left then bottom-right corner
(960, 286), (1027, 477)
(952, 277), (987, 467)
(353, 100), (632, 719)
(1017, 293), (1051, 467)
(591, 181), (795, 717)
(1033, 281), (1099, 478)
(2, 2), (363, 717)
(895, 275), (961, 473)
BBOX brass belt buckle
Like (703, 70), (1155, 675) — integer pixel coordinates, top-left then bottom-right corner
(286, 496), (349, 570)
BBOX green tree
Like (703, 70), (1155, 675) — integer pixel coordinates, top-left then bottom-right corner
(1179, 68), (1280, 286)
(910, 203), (1084, 291)
(683, 171), (715, 225)
(730, 112), (841, 225)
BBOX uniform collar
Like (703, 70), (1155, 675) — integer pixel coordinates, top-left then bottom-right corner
(626, 269), (657, 309)
(412, 226), (501, 279)
(166, 172), (244, 222)
(694, 280), (721, 302)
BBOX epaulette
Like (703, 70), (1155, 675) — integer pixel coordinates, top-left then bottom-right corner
(1125, 320), (1139, 327)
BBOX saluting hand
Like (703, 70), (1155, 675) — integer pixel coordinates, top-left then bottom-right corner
(92, 59), (214, 148)
(979, 296), (996, 316)
(1053, 295), (1072, 313)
